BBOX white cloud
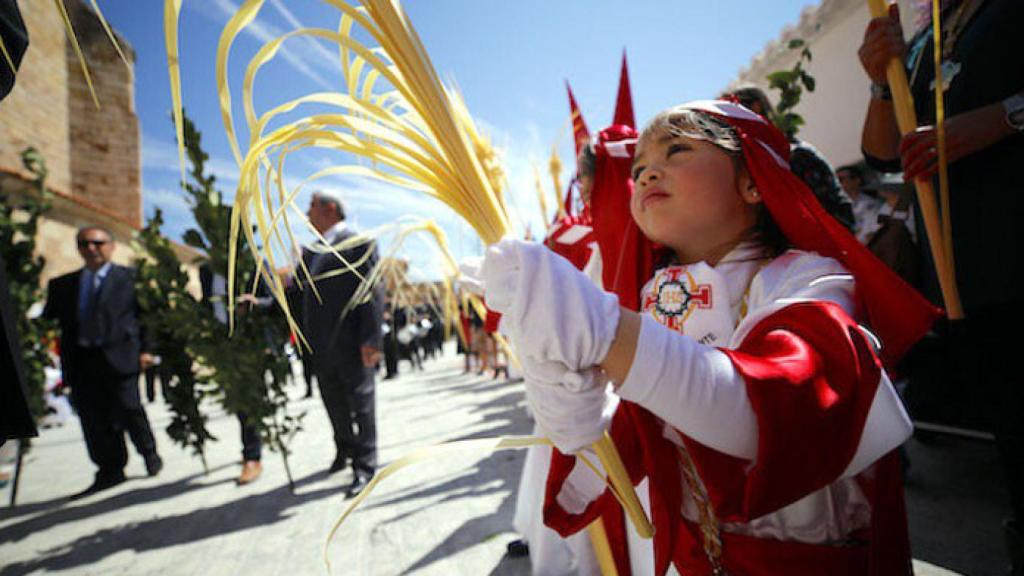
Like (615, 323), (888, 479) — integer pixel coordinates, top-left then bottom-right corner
(142, 133), (242, 185)
(267, 0), (341, 68)
(145, 186), (190, 212)
(191, 0), (333, 90)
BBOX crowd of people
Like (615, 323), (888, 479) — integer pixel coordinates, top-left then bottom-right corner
(29, 189), (461, 501)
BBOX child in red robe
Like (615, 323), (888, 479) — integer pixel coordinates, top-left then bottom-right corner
(472, 100), (940, 575)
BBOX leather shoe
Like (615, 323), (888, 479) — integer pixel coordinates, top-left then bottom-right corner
(145, 454), (164, 477)
(71, 471), (125, 500)
(345, 471), (372, 499)
(237, 460), (262, 485)
(506, 539), (529, 557)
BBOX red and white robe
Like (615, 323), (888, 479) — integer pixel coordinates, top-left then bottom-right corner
(543, 243), (914, 575)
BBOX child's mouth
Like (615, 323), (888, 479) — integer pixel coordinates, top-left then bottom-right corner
(641, 189), (670, 209)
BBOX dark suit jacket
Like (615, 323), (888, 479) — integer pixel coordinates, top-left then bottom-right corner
(301, 226), (383, 371)
(1, 253), (36, 441)
(43, 264), (148, 380)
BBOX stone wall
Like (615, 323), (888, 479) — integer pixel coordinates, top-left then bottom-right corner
(66, 1), (141, 229)
(0, 2), (71, 193)
(0, 2), (198, 296)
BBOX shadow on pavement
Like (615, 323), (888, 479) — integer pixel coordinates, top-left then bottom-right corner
(0, 462), (236, 542)
(398, 451), (524, 575)
(387, 381), (531, 574)
(904, 433), (1008, 576)
(0, 469), (337, 575)
(488, 552), (532, 576)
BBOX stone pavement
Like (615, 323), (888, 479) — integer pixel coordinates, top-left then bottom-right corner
(1, 347), (533, 576)
(0, 344), (1010, 575)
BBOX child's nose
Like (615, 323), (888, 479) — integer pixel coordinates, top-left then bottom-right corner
(639, 167), (661, 186)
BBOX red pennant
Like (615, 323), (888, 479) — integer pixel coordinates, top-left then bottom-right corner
(567, 81), (590, 157)
(612, 51), (635, 129)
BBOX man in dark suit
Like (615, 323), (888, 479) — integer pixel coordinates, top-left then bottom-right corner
(303, 191), (383, 498)
(287, 247), (317, 397)
(43, 226), (162, 498)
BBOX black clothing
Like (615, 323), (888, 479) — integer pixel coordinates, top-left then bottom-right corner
(316, 363), (377, 474)
(0, 254), (36, 443)
(44, 266), (149, 377)
(43, 265), (158, 474)
(302, 228), (383, 371)
(863, 1), (1024, 566)
(237, 412), (261, 462)
(302, 226), (383, 473)
(0, 4), (34, 443)
(382, 314), (399, 379)
(0, 0), (28, 101)
(287, 248), (317, 396)
(70, 468), (126, 500)
(71, 348), (156, 474)
(143, 363), (170, 403)
(865, 0), (1024, 315)
(789, 140), (856, 231)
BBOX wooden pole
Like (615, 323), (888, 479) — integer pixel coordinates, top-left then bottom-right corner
(588, 518), (621, 576)
(866, 0), (963, 319)
(594, 431), (654, 538)
(8, 439), (25, 508)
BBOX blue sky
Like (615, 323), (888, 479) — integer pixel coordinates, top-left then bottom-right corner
(98, 0), (815, 278)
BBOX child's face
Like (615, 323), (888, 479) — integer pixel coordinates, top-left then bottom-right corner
(630, 130), (759, 263)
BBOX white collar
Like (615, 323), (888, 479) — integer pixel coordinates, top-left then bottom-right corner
(324, 220), (347, 240)
(84, 262), (113, 279)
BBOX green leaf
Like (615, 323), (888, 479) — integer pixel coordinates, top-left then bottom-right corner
(788, 38), (805, 49)
(801, 71), (816, 92)
(766, 70), (799, 85)
(182, 229), (206, 250)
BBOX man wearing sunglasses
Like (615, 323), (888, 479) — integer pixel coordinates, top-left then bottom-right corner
(43, 226), (162, 499)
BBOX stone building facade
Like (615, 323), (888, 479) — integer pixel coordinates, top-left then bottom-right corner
(0, 0), (199, 287)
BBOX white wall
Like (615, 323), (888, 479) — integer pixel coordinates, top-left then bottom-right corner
(731, 0), (920, 168)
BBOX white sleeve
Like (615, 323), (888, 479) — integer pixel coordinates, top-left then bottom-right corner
(841, 368), (913, 478)
(616, 314), (759, 460)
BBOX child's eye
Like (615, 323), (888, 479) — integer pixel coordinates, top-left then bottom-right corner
(631, 165), (645, 181)
(667, 143), (689, 157)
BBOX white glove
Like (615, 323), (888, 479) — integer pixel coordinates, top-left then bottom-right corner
(457, 256), (485, 296)
(522, 358), (619, 454)
(481, 239), (621, 371)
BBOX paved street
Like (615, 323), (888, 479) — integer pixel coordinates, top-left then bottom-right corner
(1, 348), (533, 576)
(0, 344), (1010, 575)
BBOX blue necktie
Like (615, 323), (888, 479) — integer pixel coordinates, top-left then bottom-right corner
(78, 273), (103, 347)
